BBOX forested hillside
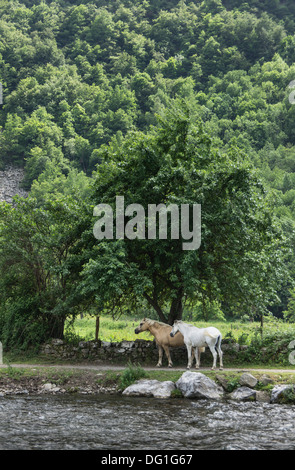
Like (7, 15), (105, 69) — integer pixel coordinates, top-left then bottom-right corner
(1, 0), (295, 348)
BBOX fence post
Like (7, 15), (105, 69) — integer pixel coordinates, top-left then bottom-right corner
(0, 342), (2, 365)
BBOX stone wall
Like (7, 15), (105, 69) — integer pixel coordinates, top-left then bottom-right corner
(40, 338), (242, 366)
(0, 166), (28, 203)
(41, 338), (182, 365)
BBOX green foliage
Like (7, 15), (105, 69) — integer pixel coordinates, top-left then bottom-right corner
(225, 377), (240, 393)
(6, 366), (25, 380)
(0, 0), (295, 349)
(65, 315), (151, 342)
(0, 191), (91, 349)
(239, 328), (295, 365)
(283, 289), (295, 322)
(81, 105), (285, 324)
(279, 387), (295, 404)
(119, 362), (147, 390)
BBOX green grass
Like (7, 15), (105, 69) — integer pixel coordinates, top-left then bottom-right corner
(63, 315), (295, 367)
(3, 314), (295, 368)
(65, 315), (152, 343)
(65, 314), (295, 345)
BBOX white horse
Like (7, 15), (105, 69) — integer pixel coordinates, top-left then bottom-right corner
(170, 320), (223, 370)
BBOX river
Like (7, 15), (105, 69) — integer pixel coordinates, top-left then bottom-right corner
(1, 394), (295, 450)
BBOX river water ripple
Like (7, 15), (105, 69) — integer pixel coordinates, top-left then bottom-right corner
(1, 394), (295, 450)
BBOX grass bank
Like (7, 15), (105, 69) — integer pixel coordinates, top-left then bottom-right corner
(63, 315), (295, 368)
(66, 314), (295, 345)
(0, 363), (295, 401)
(3, 315), (295, 368)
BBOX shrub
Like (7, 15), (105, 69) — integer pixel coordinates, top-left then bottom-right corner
(119, 362), (147, 390)
(240, 329), (295, 365)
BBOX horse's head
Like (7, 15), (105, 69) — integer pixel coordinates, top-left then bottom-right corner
(170, 321), (180, 337)
(134, 318), (150, 334)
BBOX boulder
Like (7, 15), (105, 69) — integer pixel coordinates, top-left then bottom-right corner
(216, 374), (231, 391)
(239, 373), (258, 388)
(260, 374), (274, 386)
(152, 381), (176, 398)
(41, 383), (61, 393)
(255, 390), (270, 403)
(176, 372), (223, 400)
(122, 379), (176, 398)
(270, 385), (295, 404)
(230, 386), (256, 401)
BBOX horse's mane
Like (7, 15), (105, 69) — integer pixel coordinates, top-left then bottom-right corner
(144, 318), (169, 328)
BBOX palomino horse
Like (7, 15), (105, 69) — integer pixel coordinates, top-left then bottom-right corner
(170, 320), (223, 370)
(134, 318), (204, 368)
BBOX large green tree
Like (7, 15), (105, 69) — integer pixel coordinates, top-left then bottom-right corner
(0, 192), (90, 348)
(80, 106), (285, 324)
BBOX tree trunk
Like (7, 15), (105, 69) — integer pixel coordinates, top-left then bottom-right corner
(144, 290), (184, 325)
(50, 316), (65, 339)
(95, 315), (100, 341)
(168, 290), (183, 325)
(143, 293), (168, 323)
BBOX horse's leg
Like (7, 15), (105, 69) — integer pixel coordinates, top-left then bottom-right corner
(157, 345), (163, 367)
(208, 342), (217, 370)
(218, 347), (223, 370)
(216, 337), (223, 370)
(198, 348), (202, 368)
(163, 345), (173, 368)
(186, 344), (193, 369)
(195, 347), (200, 369)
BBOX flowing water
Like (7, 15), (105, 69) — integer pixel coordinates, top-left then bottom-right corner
(0, 394), (295, 450)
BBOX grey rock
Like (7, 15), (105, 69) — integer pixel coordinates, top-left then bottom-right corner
(0, 166), (28, 203)
(216, 374), (231, 391)
(230, 386), (256, 401)
(122, 379), (176, 398)
(255, 390), (270, 403)
(176, 372), (223, 400)
(51, 339), (64, 346)
(239, 373), (258, 388)
(42, 383), (56, 391)
(260, 374), (274, 386)
(41, 383), (61, 393)
(120, 341), (134, 349)
(270, 385), (295, 404)
(153, 381), (176, 398)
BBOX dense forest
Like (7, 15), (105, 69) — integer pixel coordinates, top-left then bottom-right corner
(1, 0), (295, 349)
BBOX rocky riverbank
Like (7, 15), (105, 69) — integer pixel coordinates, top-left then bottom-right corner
(123, 371), (295, 404)
(0, 365), (295, 405)
(0, 366), (120, 397)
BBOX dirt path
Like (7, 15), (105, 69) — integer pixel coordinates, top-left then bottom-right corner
(1, 362), (295, 374)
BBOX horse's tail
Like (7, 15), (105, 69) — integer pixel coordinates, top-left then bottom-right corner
(214, 334), (222, 353)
